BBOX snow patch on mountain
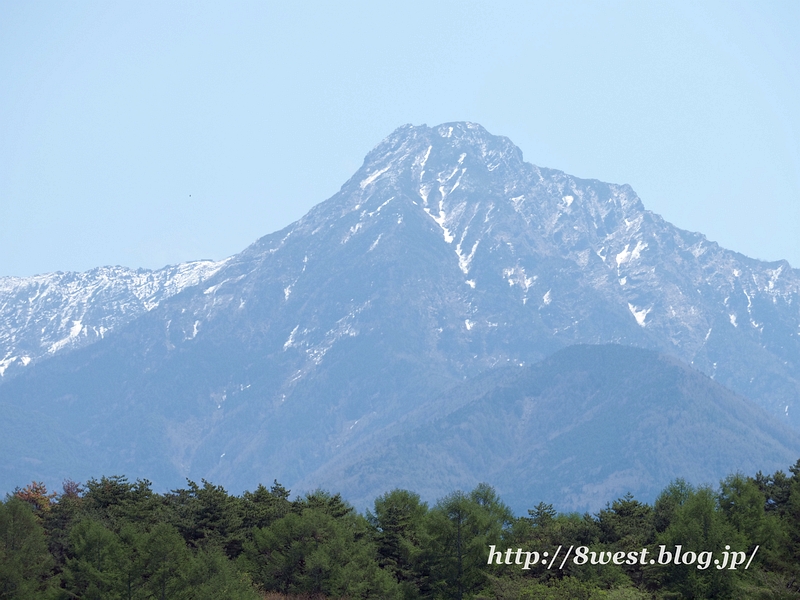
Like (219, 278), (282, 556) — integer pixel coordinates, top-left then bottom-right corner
(360, 165), (391, 189)
(629, 303), (651, 327)
(0, 259), (227, 377)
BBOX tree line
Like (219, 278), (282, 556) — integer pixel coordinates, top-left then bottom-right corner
(2, 460), (800, 599)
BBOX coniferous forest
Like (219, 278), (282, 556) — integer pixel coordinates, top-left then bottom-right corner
(2, 461), (800, 599)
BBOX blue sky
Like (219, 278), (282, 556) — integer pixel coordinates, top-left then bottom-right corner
(2, 1), (798, 276)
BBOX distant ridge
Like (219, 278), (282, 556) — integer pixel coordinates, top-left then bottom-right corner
(0, 260), (226, 378)
(299, 344), (800, 511)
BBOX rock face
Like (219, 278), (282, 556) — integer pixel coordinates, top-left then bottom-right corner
(1, 122), (798, 509)
(0, 260), (227, 377)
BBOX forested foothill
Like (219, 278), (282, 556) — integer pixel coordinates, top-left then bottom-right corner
(2, 461), (800, 599)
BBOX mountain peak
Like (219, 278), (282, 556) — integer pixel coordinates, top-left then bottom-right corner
(356, 122), (525, 187)
(2, 121), (800, 502)
(381, 121), (499, 145)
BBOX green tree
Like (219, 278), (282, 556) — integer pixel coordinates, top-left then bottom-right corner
(186, 547), (259, 600)
(718, 474), (781, 555)
(0, 497), (54, 599)
(527, 502), (557, 529)
(82, 476), (164, 531)
(139, 523), (192, 600)
(597, 494), (654, 549)
(650, 483), (744, 599)
(241, 506), (400, 598)
(777, 461), (800, 588)
(368, 489), (429, 598)
(753, 469), (792, 517)
(424, 484), (512, 600)
(293, 489), (354, 519)
(43, 480), (85, 575)
(167, 480), (243, 557)
(596, 494), (654, 586)
(63, 519), (126, 599)
(240, 480), (291, 531)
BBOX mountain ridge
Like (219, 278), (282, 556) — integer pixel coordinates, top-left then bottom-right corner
(1, 122), (798, 504)
(0, 259), (227, 379)
(295, 344), (800, 512)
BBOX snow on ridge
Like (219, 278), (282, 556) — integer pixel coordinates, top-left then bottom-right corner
(386, 127), (800, 354)
(0, 258), (227, 376)
(423, 202), (455, 244)
(416, 145), (432, 180)
(615, 240), (648, 268)
(456, 230), (480, 275)
(360, 165), (391, 189)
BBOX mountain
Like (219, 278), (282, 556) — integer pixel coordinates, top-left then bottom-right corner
(300, 344), (800, 512)
(0, 260), (226, 378)
(1, 122), (798, 508)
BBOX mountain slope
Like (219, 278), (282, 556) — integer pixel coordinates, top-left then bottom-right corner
(0, 260), (226, 378)
(1, 122), (798, 499)
(299, 344), (800, 512)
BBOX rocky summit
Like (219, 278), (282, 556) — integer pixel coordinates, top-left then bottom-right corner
(1, 122), (799, 510)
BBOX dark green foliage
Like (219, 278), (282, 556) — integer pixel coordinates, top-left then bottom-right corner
(42, 480), (84, 579)
(292, 489), (355, 519)
(781, 461), (800, 592)
(527, 502), (556, 529)
(4, 461), (800, 599)
(0, 497), (54, 598)
(597, 494), (655, 549)
(649, 484), (744, 598)
(63, 519), (126, 599)
(424, 485), (513, 600)
(241, 480), (291, 530)
(240, 505), (400, 598)
(368, 489), (430, 597)
(186, 547), (259, 599)
(166, 480), (244, 557)
(594, 494), (656, 587)
(81, 476), (166, 532)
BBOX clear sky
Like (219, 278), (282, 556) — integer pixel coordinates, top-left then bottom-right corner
(2, 1), (798, 277)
